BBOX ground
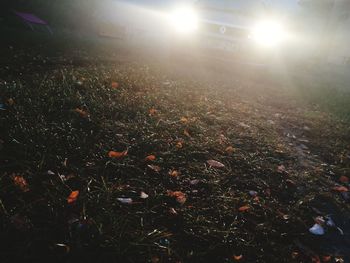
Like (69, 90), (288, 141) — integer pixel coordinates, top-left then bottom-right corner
(0, 33), (350, 263)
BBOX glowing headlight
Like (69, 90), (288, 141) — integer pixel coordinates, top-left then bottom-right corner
(250, 20), (286, 47)
(169, 7), (198, 34)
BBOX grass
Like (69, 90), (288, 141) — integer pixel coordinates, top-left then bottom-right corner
(0, 31), (350, 263)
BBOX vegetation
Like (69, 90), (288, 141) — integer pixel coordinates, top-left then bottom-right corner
(1, 35), (350, 262)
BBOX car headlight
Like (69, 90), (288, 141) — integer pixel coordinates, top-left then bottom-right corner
(250, 20), (286, 47)
(169, 7), (198, 34)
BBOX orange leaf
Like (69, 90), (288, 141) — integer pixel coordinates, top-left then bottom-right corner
(145, 155), (156, 161)
(111, 82), (119, 89)
(225, 146), (235, 154)
(167, 190), (187, 204)
(176, 141), (183, 149)
(180, 117), (188, 124)
(169, 170), (180, 177)
(67, 190), (79, 204)
(233, 255), (243, 261)
(75, 108), (88, 118)
(108, 150), (128, 158)
(332, 186), (348, 192)
(183, 129), (191, 137)
(238, 205), (250, 212)
(149, 108), (157, 116)
(12, 175), (29, 192)
(339, 176), (349, 183)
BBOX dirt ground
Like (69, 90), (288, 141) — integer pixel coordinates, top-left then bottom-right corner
(0, 35), (350, 263)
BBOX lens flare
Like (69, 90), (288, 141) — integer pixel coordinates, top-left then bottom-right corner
(251, 20), (286, 47)
(169, 7), (198, 34)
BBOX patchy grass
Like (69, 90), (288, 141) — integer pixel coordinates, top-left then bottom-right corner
(0, 41), (350, 263)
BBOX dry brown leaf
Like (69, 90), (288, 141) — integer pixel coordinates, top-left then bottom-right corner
(180, 117), (188, 124)
(332, 186), (348, 192)
(183, 129), (191, 137)
(238, 205), (250, 212)
(148, 164), (161, 172)
(311, 255), (321, 263)
(12, 175), (29, 192)
(74, 108), (88, 118)
(145, 155), (156, 161)
(277, 165), (286, 173)
(225, 146), (235, 154)
(206, 159), (225, 168)
(322, 256), (331, 262)
(67, 190), (79, 204)
(176, 141), (183, 149)
(7, 98), (15, 106)
(167, 190), (187, 204)
(111, 82), (119, 89)
(169, 170), (180, 177)
(233, 255), (243, 261)
(149, 108), (157, 116)
(108, 150), (128, 158)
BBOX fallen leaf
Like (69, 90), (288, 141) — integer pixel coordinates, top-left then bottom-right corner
(145, 155), (156, 161)
(176, 141), (183, 149)
(180, 117), (188, 123)
(238, 205), (250, 212)
(7, 98), (14, 106)
(151, 256), (160, 263)
(74, 108), (88, 118)
(249, 190), (258, 197)
(225, 146), (235, 154)
(67, 190), (79, 204)
(190, 179), (200, 185)
(239, 122), (250, 128)
(233, 255), (243, 261)
(339, 176), (349, 183)
(55, 243), (70, 254)
(322, 255), (332, 262)
(149, 108), (157, 116)
(108, 150), (128, 158)
(117, 198), (133, 204)
(291, 251), (299, 259)
(332, 186), (348, 192)
(169, 207), (178, 215)
(12, 175), (29, 192)
(315, 216), (325, 225)
(286, 179), (296, 187)
(277, 165), (286, 173)
(169, 170), (180, 177)
(167, 190), (187, 204)
(206, 160), (225, 168)
(334, 256), (344, 263)
(111, 82), (119, 89)
(140, 191), (149, 199)
(309, 223), (325, 235)
(148, 164), (161, 172)
(184, 129), (191, 137)
(311, 255), (321, 263)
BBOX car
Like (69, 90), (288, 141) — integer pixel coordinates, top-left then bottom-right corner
(98, 0), (291, 64)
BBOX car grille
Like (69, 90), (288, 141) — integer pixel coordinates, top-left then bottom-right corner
(201, 22), (248, 39)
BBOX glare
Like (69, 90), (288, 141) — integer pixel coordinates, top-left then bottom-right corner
(169, 7), (198, 34)
(251, 20), (286, 47)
